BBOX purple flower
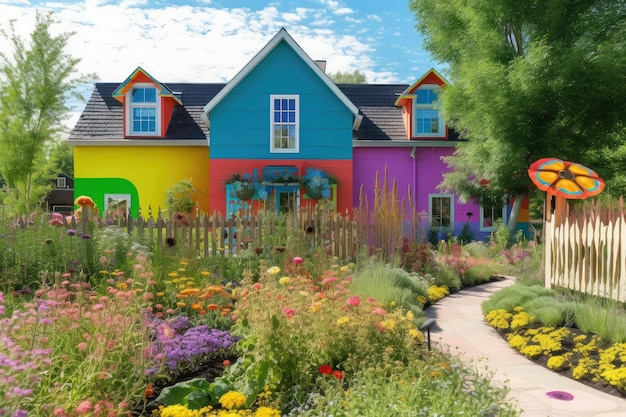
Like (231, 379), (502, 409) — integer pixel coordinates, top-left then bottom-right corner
(66, 229), (77, 237)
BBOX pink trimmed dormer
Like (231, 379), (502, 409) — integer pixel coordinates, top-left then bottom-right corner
(394, 69), (449, 140)
(112, 67), (182, 138)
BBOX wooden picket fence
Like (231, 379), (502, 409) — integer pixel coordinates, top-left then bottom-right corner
(114, 204), (360, 259)
(544, 197), (626, 302)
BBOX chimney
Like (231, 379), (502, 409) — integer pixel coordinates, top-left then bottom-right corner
(315, 60), (327, 73)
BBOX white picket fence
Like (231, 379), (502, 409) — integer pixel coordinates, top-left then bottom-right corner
(544, 197), (626, 302)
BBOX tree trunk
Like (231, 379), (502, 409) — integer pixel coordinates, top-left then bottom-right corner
(506, 194), (525, 232)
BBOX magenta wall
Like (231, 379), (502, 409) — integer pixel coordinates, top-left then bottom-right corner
(353, 146), (486, 240)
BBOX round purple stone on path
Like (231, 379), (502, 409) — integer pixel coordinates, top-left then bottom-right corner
(546, 391), (574, 401)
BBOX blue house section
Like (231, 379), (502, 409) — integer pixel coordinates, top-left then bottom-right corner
(206, 31), (358, 161)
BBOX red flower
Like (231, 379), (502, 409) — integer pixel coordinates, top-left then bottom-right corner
(333, 370), (344, 380)
(319, 364), (332, 375)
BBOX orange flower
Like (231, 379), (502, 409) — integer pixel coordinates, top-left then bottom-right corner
(145, 383), (154, 398)
(191, 303), (203, 310)
(207, 304), (218, 311)
(74, 195), (95, 208)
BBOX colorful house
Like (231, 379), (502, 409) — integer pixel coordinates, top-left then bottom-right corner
(68, 28), (527, 241)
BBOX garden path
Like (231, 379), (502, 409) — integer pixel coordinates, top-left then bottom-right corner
(424, 278), (626, 417)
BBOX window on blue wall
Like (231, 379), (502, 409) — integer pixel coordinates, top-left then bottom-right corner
(270, 95), (299, 153)
(480, 198), (506, 231)
(429, 194), (453, 228)
(413, 85), (444, 137)
(128, 84), (159, 136)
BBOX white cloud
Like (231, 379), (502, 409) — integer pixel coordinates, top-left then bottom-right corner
(333, 7), (353, 15)
(0, 0), (434, 101)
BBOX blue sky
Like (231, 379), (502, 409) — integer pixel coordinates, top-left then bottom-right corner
(0, 0), (439, 124)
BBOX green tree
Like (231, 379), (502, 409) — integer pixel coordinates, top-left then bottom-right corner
(410, 0), (626, 228)
(328, 69), (367, 84)
(0, 11), (91, 213)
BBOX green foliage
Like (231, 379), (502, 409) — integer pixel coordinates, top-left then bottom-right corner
(0, 11), (92, 213)
(328, 69), (367, 84)
(410, 0), (626, 207)
(458, 222), (474, 244)
(351, 261), (428, 319)
(155, 378), (213, 410)
(574, 301), (626, 343)
(164, 179), (196, 215)
(288, 354), (520, 417)
(481, 284), (557, 315)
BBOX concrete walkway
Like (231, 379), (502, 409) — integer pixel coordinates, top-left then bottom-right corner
(424, 278), (626, 417)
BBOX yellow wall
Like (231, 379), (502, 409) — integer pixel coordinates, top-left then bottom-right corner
(75, 146), (210, 215)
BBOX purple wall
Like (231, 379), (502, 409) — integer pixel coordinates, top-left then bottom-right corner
(353, 146), (488, 241)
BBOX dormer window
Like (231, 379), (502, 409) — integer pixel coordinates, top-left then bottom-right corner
(413, 85), (444, 137)
(128, 84), (160, 136)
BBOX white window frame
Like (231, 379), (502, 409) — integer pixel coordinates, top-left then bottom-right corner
(480, 198), (507, 232)
(270, 94), (299, 153)
(126, 83), (160, 136)
(413, 84), (444, 137)
(104, 194), (131, 217)
(429, 194), (454, 229)
(57, 176), (67, 189)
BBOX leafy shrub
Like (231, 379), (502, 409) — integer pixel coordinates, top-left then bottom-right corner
(219, 263), (427, 410)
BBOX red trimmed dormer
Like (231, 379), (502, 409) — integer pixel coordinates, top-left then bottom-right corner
(112, 67), (182, 138)
(394, 69), (449, 140)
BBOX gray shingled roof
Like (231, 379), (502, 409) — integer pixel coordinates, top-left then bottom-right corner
(69, 82), (411, 141)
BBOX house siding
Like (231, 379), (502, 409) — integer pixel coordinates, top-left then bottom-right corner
(74, 146), (210, 216)
(209, 40), (353, 161)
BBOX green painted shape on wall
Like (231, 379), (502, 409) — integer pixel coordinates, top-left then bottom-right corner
(75, 178), (140, 217)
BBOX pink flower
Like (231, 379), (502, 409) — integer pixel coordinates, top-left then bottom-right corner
(282, 308), (296, 319)
(77, 342), (87, 351)
(346, 296), (361, 307)
(370, 307), (387, 315)
(53, 407), (67, 417)
(49, 212), (65, 226)
(292, 256), (303, 265)
(321, 276), (338, 286)
(75, 400), (92, 414)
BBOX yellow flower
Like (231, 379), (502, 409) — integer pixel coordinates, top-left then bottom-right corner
(176, 302), (186, 308)
(520, 345), (543, 358)
(409, 328), (424, 342)
(219, 391), (247, 410)
(267, 266), (281, 276)
(547, 355), (570, 371)
(279, 277), (291, 285)
(340, 265), (350, 272)
(201, 271), (211, 276)
(255, 406), (281, 417)
(336, 316), (350, 326)
(379, 319), (396, 330)
(309, 302), (322, 313)
(168, 272), (178, 278)
(416, 295), (427, 305)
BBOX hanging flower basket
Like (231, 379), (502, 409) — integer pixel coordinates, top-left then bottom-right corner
(305, 185), (324, 200)
(302, 168), (338, 200)
(234, 181), (255, 200)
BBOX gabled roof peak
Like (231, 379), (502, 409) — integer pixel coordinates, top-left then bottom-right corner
(112, 66), (183, 105)
(203, 28), (361, 130)
(394, 68), (449, 106)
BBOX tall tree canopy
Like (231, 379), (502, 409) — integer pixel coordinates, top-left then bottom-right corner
(0, 11), (89, 213)
(328, 69), (367, 84)
(410, 0), (626, 226)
